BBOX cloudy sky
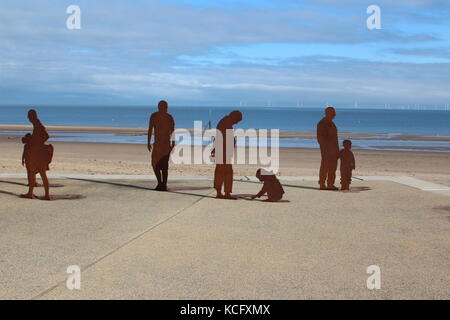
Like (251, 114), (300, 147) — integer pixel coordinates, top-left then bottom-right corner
(0, 0), (449, 107)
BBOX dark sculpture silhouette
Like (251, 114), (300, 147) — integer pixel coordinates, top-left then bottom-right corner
(21, 133), (38, 187)
(21, 110), (53, 200)
(251, 168), (285, 202)
(211, 110), (242, 199)
(317, 106), (339, 190)
(148, 100), (175, 191)
(338, 139), (356, 191)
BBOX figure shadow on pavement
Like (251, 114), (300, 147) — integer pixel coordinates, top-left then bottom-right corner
(68, 178), (217, 199)
(168, 186), (212, 191)
(342, 186), (371, 193)
(0, 189), (19, 197)
(237, 179), (371, 193)
(0, 180), (64, 188)
(0, 189), (83, 200)
(236, 179), (318, 191)
(233, 193), (291, 202)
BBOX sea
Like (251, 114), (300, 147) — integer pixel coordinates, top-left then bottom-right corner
(1, 105), (450, 152)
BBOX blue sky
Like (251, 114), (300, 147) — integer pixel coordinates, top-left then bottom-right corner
(0, 0), (449, 107)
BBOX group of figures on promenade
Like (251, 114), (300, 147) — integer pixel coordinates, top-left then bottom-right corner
(20, 101), (355, 201)
(317, 107), (356, 191)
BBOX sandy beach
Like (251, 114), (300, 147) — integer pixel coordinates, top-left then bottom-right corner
(1, 126), (449, 186)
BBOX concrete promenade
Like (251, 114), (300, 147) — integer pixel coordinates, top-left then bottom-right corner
(0, 176), (448, 299)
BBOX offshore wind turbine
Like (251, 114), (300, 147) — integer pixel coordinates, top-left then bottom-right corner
(204, 108), (212, 130)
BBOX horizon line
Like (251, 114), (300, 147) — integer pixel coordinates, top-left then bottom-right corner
(0, 103), (449, 110)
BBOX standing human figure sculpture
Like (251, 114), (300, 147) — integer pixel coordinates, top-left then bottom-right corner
(21, 109), (53, 200)
(147, 100), (175, 191)
(338, 139), (356, 191)
(211, 110), (242, 199)
(316, 106), (339, 190)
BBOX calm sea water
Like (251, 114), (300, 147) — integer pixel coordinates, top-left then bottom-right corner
(1, 106), (450, 151)
(1, 105), (450, 134)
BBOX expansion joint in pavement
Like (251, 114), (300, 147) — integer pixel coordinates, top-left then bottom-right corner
(30, 189), (215, 300)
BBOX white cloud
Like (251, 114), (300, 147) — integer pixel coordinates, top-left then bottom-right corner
(0, 0), (449, 105)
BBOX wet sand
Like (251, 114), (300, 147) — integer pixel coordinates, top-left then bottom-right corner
(2, 124), (450, 141)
